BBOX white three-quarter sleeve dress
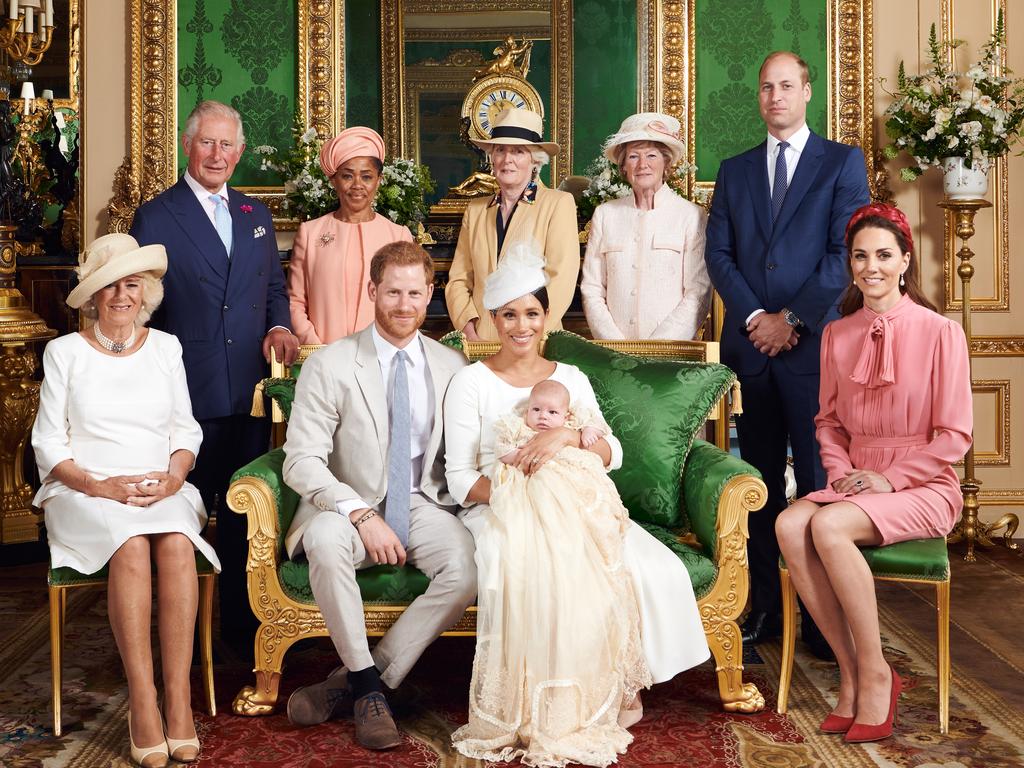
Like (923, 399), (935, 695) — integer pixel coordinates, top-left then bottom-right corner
(32, 330), (221, 574)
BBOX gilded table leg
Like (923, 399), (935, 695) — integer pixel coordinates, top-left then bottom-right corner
(777, 568), (797, 714)
(198, 574), (217, 717)
(936, 579), (951, 735)
(49, 585), (63, 737)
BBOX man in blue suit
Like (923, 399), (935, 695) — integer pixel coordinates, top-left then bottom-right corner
(705, 52), (870, 655)
(131, 100), (299, 650)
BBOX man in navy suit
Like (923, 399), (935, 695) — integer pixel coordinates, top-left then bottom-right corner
(130, 100), (299, 650)
(704, 52), (870, 655)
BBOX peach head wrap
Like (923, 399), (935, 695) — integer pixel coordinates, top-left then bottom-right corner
(319, 127), (385, 178)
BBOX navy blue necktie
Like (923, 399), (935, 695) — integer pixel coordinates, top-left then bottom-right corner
(771, 141), (790, 223)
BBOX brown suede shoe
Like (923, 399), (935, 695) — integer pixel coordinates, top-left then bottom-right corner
(286, 666), (350, 727)
(353, 691), (402, 750)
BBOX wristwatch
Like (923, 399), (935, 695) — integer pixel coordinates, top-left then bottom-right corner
(781, 307), (803, 328)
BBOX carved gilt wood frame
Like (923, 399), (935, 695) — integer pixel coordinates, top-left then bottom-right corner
(381, 0), (574, 186)
(108, 0), (345, 233)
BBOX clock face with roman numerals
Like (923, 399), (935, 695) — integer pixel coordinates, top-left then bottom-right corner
(462, 74), (544, 142)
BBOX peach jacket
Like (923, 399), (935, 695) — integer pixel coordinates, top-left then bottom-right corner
(445, 182), (579, 341)
(288, 211), (412, 344)
(580, 184), (711, 340)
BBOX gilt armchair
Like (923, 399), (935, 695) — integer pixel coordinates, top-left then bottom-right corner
(227, 333), (768, 715)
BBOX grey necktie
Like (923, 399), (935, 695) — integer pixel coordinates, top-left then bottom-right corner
(771, 141), (790, 222)
(210, 194), (233, 256)
(385, 349), (411, 547)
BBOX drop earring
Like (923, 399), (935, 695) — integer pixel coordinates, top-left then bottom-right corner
(899, 272), (905, 287)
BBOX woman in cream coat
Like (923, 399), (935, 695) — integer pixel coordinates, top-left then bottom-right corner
(445, 107), (579, 341)
(580, 113), (711, 340)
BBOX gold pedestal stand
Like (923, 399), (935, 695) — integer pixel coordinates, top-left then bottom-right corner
(0, 223), (56, 543)
(939, 198), (1019, 561)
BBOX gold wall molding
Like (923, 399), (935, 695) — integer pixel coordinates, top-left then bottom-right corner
(402, 66), (481, 161)
(979, 489), (1024, 507)
(108, 0), (345, 234)
(549, 0), (572, 183)
(405, 0), (549, 11)
(406, 27), (550, 42)
(381, 0), (405, 160)
(971, 336), (1024, 356)
(968, 379), (1011, 466)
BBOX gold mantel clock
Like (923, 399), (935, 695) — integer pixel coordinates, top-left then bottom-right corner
(463, 74), (543, 142)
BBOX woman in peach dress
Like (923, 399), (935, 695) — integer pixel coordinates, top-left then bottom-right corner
(776, 203), (971, 744)
(287, 127), (412, 344)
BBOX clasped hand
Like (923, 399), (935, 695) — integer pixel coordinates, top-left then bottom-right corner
(832, 469), (893, 495)
(747, 312), (799, 357)
(510, 426), (578, 475)
(91, 472), (185, 506)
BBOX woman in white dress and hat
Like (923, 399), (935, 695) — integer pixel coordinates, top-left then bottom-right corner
(580, 112), (712, 340)
(33, 234), (220, 768)
(445, 107), (580, 341)
(444, 247), (710, 766)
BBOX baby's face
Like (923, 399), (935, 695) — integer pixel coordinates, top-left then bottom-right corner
(525, 391), (569, 431)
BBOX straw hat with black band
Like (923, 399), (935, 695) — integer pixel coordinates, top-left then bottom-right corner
(471, 108), (559, 157)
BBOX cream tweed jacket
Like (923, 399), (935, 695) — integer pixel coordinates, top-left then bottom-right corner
(580, 183), (711, 340)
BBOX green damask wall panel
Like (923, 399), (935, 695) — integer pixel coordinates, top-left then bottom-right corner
(573, 0), (637, 174)
(346, 0), (382, 133)
(695, 0), (827, 182)
(177, 0), (298, 186)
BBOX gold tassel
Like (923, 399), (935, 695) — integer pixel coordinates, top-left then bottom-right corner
(250, 380), (266, 418)
(730, 380), (743, 416)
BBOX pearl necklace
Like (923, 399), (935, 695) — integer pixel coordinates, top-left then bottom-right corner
(93, 324), (136, 354)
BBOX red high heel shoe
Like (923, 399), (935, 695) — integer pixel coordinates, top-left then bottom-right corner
(845, 665), (902, 743)
(819, 713), (855, 734)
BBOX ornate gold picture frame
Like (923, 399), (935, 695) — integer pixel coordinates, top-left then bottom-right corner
(108, 0), (345, 233)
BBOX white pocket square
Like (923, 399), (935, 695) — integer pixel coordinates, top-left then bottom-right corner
(254, 225), (267, 238)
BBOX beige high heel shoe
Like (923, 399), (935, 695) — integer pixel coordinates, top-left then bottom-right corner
(164, 714), (200, 763)
(127, 711), (169, 768)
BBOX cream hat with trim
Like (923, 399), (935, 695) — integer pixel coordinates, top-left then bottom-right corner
(66, 234), (167, 309)
(602, 112), (686, 166)
(471, 108), (559, 157)
(483, 241), (548, 310)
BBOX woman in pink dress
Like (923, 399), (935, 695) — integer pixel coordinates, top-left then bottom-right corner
(287, 127), (413, 344)
(775, 203), (971, 744)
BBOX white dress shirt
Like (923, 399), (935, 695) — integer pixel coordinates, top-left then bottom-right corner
(183, 170), (229, 228)
(337, 325), (435, 518)
(747, 122), (811, 326)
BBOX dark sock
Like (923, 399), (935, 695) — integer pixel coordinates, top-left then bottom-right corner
(348, 664), (384, 700)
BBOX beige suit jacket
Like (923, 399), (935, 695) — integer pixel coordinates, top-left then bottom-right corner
(282, 325), (468, 558)
(445, 182), (579, 341)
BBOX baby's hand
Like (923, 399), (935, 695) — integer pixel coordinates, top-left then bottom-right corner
(580, 426), (604, 448)
(500, 449), (521, 465)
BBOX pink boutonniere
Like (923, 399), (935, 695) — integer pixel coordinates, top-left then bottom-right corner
(240, 204), (253, 214)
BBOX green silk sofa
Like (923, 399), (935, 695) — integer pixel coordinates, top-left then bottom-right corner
(227, 334), (768, 716)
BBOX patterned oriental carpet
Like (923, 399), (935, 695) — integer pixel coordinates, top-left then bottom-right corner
(3, 550), (1024, 768)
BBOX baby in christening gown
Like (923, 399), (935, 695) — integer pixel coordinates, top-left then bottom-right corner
(452, 379), (651, 768)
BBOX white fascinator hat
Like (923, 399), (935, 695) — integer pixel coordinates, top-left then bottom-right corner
(483, 241), (548, 311)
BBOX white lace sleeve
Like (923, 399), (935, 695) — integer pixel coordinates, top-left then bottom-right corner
(494, 412), (531, 458)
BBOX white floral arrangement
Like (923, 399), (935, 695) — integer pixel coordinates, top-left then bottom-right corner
(882, 13), (1024, 182)
(577, 154), (701, 222)
(253, 118), (435, 234)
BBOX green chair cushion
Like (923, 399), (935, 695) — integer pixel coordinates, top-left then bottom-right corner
(49, 551), (217, 587)
(634, 521), (718, 599)
(262, 378), (298, 422)
(231, 448), (299, 553)
(781, 537), (949, 582)
(542, 331), (736, 529)
(279, 560), (432, 605)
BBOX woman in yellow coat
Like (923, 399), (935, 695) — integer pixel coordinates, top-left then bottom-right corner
(445, 108), (579, 341)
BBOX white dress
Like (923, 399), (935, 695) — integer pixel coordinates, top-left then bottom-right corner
(32, 330), (221, 574)
(444, 362), (709, 685)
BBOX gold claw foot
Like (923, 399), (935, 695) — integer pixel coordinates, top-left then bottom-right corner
(232, 673), (281, 716)
(722, 683), (766, 714)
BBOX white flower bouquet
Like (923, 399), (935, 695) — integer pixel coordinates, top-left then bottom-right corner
(576, 154), (700, 223)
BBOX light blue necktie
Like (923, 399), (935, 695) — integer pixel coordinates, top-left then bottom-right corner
(771, 141), (790, 223)
(385, 349), (411, 547)
(210, 194), (233, 256)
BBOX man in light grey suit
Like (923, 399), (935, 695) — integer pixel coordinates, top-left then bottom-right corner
(282, 241), (475, 749)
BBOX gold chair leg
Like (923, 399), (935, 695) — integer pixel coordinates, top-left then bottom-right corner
(49, 585), (64, 737)
(198, 574), (217, 717)
(777, 567), (797, 714)
(936, 578), (951, 735)
(232, 622), (293, 716)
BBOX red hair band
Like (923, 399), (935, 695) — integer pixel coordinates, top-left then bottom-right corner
(844, 203), (914, 253)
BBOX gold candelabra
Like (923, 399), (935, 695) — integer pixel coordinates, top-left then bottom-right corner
(0, 1), (55, 66)
(939, 198), (1019, 561)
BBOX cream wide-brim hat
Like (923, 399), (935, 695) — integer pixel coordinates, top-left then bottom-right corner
(602, 112), (686, 167)
(66, 233), (167, 309)
(471, 107), (560, 157)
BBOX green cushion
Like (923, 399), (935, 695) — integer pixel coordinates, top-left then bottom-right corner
(231, 448), (300, 553)
(262, 378), (298, 422)
(781, 537), (949, 582)
(49, 551), (217, 587)
(542, 331), (736, 529)
(634, 521), (718, 599)
(279, 561), (432, 605)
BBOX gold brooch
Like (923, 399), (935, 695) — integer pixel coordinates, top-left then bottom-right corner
(319, 232), (335, 247)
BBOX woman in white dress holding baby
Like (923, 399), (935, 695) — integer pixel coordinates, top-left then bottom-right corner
(443, 245), (709, 767)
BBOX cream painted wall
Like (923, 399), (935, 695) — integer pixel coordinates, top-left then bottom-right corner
(80, 2), (1023, 530)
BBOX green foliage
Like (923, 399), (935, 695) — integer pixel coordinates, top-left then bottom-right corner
(882, 11), (1024, 182)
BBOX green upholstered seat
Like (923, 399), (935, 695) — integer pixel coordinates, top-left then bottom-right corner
(48, 551), (218, 587)
(280, 561), (431, 605)
(780, 537), (949, 582)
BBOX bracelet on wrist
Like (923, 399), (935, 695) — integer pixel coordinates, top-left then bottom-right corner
(353, 510), (377, 528)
